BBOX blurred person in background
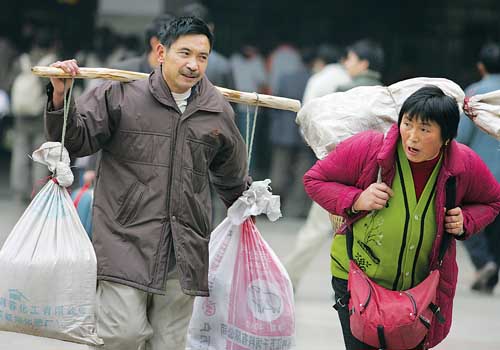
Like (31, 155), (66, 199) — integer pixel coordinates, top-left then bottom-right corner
(302, 43), (351, 103)
(113, 13), (175, 74)
(457, 42), (500, 294)
(230, 44), (268, 135)
(284, 40), (383, 290)
(10, 27), (58, 202)
(338, 38), (384, 92)
(268, 46), (316, 218)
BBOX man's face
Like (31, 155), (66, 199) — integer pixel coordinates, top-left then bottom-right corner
(343, 50), (369, 77)
(157, 34), (210, 93)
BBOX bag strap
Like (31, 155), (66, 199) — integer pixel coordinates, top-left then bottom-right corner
(438, 176), (456, 266)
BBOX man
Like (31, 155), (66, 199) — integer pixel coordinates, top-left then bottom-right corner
(337, 38), (384, 92)
(268, 47), (316, 218)
(45, 17), (248, 350)
(285, 39), (383, 290)
(113, 13), (175, 74)
(457, 42), (500, 294)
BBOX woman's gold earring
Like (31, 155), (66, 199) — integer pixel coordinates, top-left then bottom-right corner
(444, 140), (450, 146)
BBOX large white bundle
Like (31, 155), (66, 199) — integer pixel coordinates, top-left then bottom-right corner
(0, 142), (102, 345)
(297, 77), (500, 159)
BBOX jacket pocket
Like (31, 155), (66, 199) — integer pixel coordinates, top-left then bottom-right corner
(187, 139), (214, 194)
(116, 181), (146, 226)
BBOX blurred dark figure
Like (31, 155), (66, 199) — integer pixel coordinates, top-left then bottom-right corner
(457, 42), (500, 294)
(268, 47), (315, 218)
(230, 44), (268, 136)
(10, 28), (58, 202)
(267, 43), (303, 95)
(113, 13), (175, 73)
(178, 2), (234, 89)
(0, 35), (18, 94)
(338, 38), (384, 91)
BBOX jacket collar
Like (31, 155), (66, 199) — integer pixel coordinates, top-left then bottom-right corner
(377, 123), (466, 177)
(148, 65), (224, 113)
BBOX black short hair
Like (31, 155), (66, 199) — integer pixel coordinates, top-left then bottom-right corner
(178, 3), (212, 25)
(144, 13), (175, 52)
(348, 39), (384, 72)
(398, 86), (460, 142)
(159, 16), (213, 51)
(316, 44), (345, 65)
(479, 42), (500, 74)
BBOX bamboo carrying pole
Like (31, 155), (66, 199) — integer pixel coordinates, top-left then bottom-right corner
(31, 66), (301, 112)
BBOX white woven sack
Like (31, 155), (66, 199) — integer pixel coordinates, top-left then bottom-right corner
(297, 77), (500, 159)
(0, 143), (102, 345)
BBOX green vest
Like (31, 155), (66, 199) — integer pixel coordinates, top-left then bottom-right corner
(330, 142), (442, 290)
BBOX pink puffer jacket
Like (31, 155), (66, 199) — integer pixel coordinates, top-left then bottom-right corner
(303, 123), (500, 348)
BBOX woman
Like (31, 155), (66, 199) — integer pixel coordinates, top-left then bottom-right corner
(303, 86), (500, 350)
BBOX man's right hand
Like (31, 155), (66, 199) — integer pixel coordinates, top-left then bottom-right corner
(50, 59), (80, 110)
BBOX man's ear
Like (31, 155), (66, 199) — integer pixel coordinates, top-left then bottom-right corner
(360, 59), (370, 72)
(477, 62), (487, 77)
(150, 36), (160, 51)
(156, 43), (165, 64)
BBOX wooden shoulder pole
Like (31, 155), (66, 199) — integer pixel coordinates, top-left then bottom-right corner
(32, 66), (301, 112)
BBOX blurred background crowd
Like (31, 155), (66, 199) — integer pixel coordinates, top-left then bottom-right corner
(0, 0), (500, 295)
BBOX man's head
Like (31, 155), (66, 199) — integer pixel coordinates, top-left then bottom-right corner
(343, 39), (384, 77)
(178, 2), (214, 33)
(144, 13), (175, 54)
(477, 42), (500, 76)
(156, 16), (213, 93)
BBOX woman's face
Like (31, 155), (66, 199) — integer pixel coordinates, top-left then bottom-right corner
(399, 114), (444, 163)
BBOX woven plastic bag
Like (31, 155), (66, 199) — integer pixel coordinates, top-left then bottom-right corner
(297, 77), (500, 159)
(186, 180), (295, 350)
(0, 142), (102, 346)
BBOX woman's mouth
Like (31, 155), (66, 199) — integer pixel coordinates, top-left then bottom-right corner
(407, 146), (419, 155)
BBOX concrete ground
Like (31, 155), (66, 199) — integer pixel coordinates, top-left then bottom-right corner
(0, 159), (498, 349)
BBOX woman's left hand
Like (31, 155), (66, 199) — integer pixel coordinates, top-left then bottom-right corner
(444, 207), (464, 236)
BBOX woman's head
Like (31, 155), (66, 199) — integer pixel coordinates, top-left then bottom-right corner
(398, 86), (459, 162)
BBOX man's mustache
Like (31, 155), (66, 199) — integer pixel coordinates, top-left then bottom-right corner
(180, 69), (200, 78)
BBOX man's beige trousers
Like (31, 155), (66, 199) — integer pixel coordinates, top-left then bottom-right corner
(96, 272), (194, 350)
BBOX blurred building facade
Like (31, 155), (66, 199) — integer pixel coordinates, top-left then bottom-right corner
(2, 0), (499, 85)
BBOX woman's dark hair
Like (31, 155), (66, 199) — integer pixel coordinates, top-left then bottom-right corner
(159, 16), (213, 51)
(398, 86), (460, 142)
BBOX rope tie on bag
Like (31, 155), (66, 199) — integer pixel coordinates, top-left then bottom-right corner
(245, 93), (260, 173)
(463, 96), (477, 120)
(61, 78), (75, 161)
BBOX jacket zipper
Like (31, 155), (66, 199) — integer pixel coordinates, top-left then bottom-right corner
(162, 112), (181, 289)
(403, 291), (417, 317)
(359, 274), (372, 313)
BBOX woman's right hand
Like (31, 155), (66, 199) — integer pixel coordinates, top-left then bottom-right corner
(353, 182), (394, 212)
(49, 59), (80, 109)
